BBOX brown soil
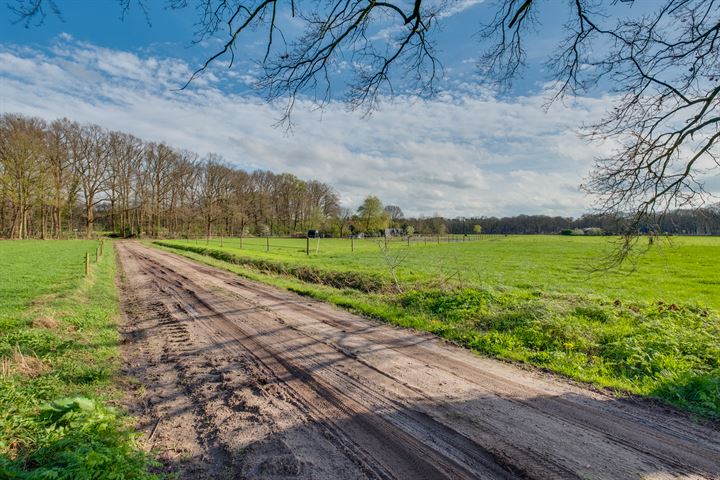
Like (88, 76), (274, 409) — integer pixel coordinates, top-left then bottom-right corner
(117, 241), (720, 480)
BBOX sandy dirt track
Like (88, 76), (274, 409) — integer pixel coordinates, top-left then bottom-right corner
(117, 241), (720, 479)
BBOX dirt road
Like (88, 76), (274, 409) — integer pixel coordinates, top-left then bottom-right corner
(117, 241), (720, 479)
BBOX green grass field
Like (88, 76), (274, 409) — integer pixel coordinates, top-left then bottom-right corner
(0, 241), (156, 479)
(164, 235), (720, 309)
(157, 235), (720, 419)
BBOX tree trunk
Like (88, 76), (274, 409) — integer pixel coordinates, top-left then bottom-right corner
(53, 205), (62, 239)
(86, 201), (94, 238)
(40, 206), (47, 239)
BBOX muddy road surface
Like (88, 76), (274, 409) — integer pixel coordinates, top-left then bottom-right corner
(117, 242), (720, 480)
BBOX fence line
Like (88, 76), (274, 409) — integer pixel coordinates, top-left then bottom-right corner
(166, 234), (483, 256)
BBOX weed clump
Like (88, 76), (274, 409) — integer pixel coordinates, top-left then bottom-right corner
(31, 316), (59, 330)
(0, 396), (157, 479)
(1, 348), (50, 379)
(399, 288), (720, 418)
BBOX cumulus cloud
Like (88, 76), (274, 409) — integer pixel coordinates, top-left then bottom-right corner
(0, 38), (614, 217)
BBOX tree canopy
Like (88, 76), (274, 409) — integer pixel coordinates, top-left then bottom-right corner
(357, 195), (390, 233)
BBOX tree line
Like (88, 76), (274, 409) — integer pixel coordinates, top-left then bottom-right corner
(0, 113), (340, 239)
(3, 112), (719, 240)
(339, 199), (720, 237)
(399, 209), (720, 237)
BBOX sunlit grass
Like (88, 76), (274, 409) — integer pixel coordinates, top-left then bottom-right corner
(0, 240), (157, 478)
(156, 235), (720, 419)
(164, 235), (720, 309)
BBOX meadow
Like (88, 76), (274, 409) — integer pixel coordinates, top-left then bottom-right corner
(157, 235), (720, 419)
(0, 241), (156, 479)
(161, 235), (720, 309)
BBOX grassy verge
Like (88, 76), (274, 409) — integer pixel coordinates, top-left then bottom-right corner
(154, 241), (720, 420)
(0, 241), (157, 479)
(160, 235), (720, 310)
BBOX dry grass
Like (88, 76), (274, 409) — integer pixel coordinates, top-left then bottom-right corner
(1, 348), (50, 379)
(32, 315), (59, 330)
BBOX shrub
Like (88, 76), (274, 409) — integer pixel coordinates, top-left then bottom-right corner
(0, 396), (157, 479)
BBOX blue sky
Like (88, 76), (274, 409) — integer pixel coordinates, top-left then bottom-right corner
(0, 0), (628, 217)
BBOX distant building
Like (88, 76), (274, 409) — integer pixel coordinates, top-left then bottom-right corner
(384, 228), (404, 237)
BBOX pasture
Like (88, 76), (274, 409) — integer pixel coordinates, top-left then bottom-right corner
(157, 235), (720, 418)
(161, 235), (720, 309)
(0, 240), (155, 478)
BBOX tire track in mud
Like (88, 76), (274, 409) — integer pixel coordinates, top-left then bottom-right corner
(118, 242), (720, 480)
(136, 251), (519, 479)
(144, 245), (720, 470)
(211, 278), (717, 473)
(121, 253), (366, 478)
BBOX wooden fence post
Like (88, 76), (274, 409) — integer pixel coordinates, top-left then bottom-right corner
(306, 236), (310, 256)
(85, 252), (90, 276)
(351, 237), (354, 252)
(266, 236), (269, 252)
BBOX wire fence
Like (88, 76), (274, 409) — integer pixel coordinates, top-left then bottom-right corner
(166, 234), (483, 256)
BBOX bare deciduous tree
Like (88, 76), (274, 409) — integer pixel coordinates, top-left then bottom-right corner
(0, 115), (48, 239)
(0, 113), (343, 238)
(70, 124), (111, 237)
(384, 205), (404, 223)
(480, 0), (720, 257)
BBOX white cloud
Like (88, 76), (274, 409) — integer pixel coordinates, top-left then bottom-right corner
(0, 39), (614, 217)
(370, 0), (486, 42)
(437, 0), (486, 19)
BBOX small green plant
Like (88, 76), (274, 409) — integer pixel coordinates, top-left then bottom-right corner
(1, 397), (157, 479)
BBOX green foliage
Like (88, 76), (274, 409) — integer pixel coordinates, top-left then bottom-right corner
(399, 288), (720, 417)
(356, 195), (390, 233)
(401, 289), (495, 321)
(1, 396), (155, 480)
(156, 235), (720, 419)
(0, 241), (156, 478)
(160, 242), (389, 292)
